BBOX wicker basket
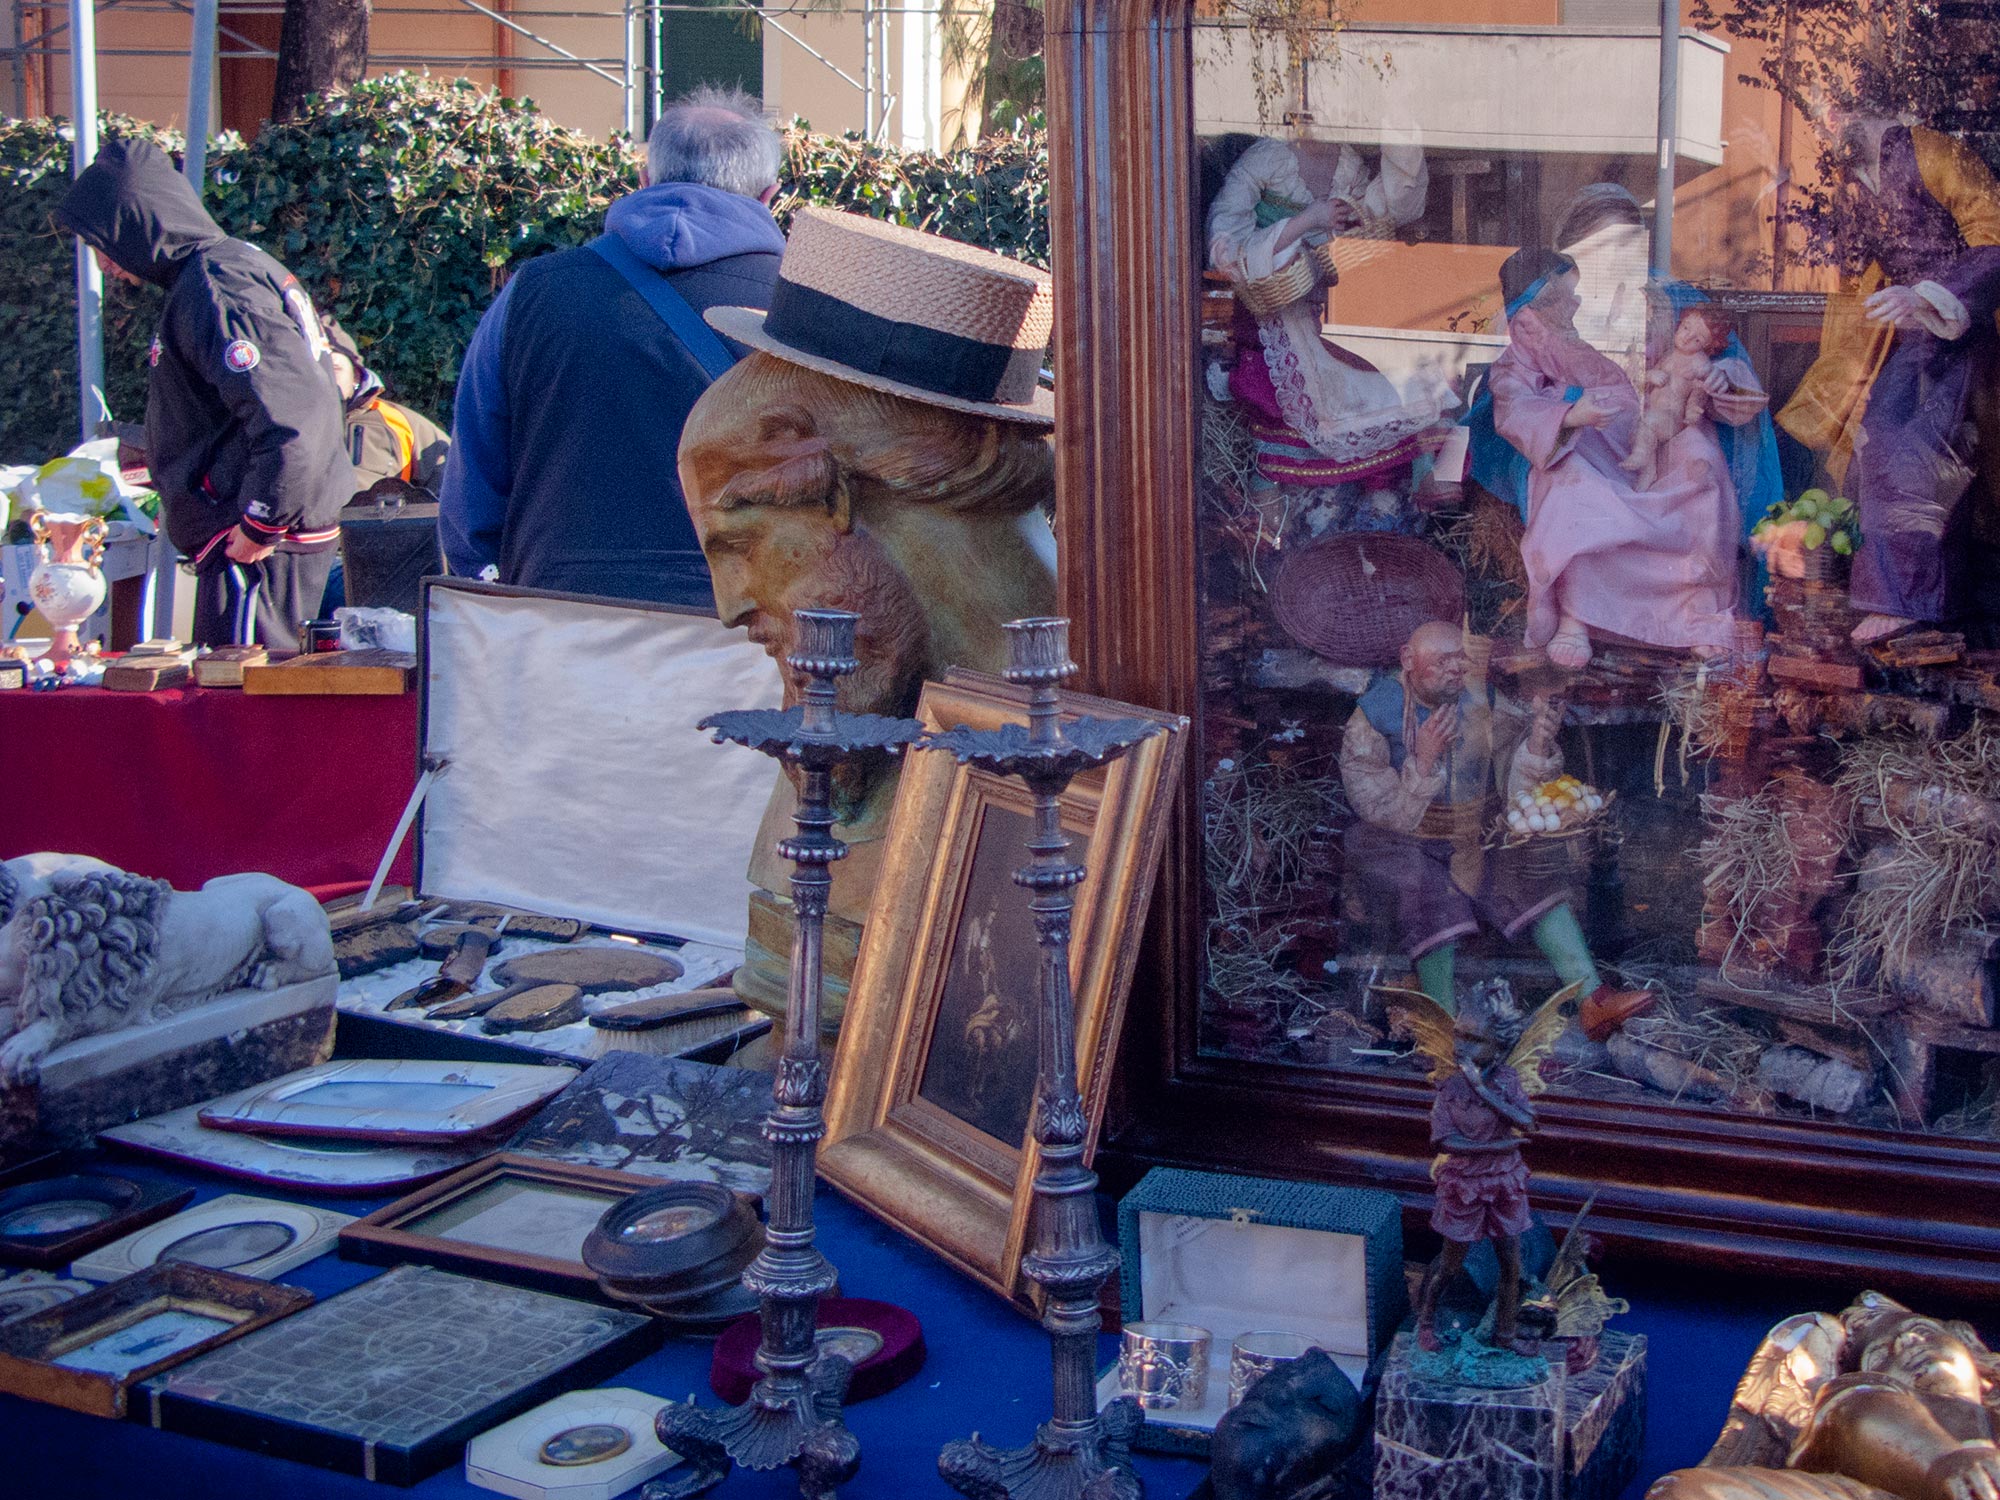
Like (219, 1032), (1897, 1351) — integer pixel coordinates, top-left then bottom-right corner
(1236, 255), (1320, 319)
(1801, 544), (1850, 585)
(1271, 534), (1466, 668)
(1306, 241), (1341, 287)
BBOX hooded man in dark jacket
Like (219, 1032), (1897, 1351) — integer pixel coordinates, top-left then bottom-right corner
(57, 140), (355, 651)
(438, 86), (785, 610)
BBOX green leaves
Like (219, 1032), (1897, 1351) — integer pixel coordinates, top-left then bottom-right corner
(3, 75), (1052, 463)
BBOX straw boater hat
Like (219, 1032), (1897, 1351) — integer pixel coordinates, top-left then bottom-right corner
(705, 206), (1054, 425)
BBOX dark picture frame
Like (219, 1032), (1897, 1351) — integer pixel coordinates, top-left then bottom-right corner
(0, 1262), (309, 1417)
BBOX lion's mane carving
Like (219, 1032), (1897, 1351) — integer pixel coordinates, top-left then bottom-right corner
(20, 871), (170, 1038)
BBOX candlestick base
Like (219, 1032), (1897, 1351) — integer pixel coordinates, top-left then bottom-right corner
(650, 1356), (859, 1500)
(939, 1400), (1144, 1500)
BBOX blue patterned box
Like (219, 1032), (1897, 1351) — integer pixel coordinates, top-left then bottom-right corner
(1094, 1167), (1405, 1454)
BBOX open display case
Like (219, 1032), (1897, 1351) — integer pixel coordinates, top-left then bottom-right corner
(1094, 1167), (1402, 1452)
(335, 580), (784, 1064)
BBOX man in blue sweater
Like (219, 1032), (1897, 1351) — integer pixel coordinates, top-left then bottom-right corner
(439, 87), (786, 609)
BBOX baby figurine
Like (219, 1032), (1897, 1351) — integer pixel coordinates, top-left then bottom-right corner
(1621, 306), (1732, 491)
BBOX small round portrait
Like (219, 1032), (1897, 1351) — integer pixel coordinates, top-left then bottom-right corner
(539, 1422), (634, 1467)
(157, 1220), (299, 1270)
(815, 1326), (886, 1367)
(0, 1199), (111, 1237)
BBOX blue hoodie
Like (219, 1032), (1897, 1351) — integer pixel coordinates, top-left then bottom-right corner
(438, 182), (785, 601)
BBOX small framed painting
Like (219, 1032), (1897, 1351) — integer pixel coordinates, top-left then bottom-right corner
(197, 1059), (578, 1144)
(143, 1265), (656, 1484)
(821, 671), (1186, 1309)
(0, 1171), (195, 1270)
(0, 1262), (309, 1417)
(339, 1154), (660, 1298)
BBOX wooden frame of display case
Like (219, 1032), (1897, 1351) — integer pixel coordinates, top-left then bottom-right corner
(1043, 0), (2000, 1295)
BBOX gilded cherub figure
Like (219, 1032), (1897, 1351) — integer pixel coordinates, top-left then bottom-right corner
(1385, 976), (1580, 1386)
(1650, 1291), (2000, 1500)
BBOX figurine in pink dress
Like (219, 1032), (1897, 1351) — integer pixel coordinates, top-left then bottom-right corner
(1489, 249), (1756, 669)
(1622, 307), (1734, 491)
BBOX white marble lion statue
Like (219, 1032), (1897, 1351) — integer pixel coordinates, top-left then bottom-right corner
(0, 854), (335, 1085)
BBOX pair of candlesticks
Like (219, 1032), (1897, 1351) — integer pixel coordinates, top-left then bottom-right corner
(651, 609), (1162, 1500)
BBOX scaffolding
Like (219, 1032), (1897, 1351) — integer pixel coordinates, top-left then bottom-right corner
(4, 0), (915, 141)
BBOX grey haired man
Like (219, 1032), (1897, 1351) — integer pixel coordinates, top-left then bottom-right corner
(439, 86), (786, 609)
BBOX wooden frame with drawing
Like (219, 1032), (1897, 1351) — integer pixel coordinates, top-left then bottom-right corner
(337, 1153), (660, 1300)
(821, 668), (1186, 1310)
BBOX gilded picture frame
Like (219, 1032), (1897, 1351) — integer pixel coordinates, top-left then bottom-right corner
(820, 669), (1187, 1309)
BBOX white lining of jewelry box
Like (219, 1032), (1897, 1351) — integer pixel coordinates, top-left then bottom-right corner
(71, 1194), (354, 1283)
(466, 1386), (682, 1500)
(1095, 1213), (1373, 1435)
(364, 584), (783, 953)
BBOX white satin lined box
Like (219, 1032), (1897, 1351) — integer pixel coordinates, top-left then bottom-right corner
(334, 580), (784, 1061)
(1094, 1166), (1406, 1454)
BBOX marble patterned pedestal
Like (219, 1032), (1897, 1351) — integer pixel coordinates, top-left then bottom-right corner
(1566, 1331), (1647, 1500)
(1373, 1329), (1646, 1500)
(0, 976), (336, 1155)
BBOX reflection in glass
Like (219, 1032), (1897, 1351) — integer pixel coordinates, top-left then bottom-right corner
(1187, 11), (2000, 1140)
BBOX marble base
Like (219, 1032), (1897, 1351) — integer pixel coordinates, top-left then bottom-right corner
(1567, 1331), (1647, 1500)
(1372, 1329), (1647, 1500)
(1375, 1331), (1563, 1500)
(0, 976), (336, 1155)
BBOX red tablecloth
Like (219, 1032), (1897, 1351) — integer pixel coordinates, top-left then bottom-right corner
(0, 685), (418, 896)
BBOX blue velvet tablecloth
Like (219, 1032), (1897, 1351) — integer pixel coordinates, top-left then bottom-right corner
(3, 1157), (1991, 1500)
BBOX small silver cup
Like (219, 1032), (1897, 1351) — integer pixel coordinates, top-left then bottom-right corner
(1227, 1330), (1318, 1408)
(1117, 1321), (1212, 1410)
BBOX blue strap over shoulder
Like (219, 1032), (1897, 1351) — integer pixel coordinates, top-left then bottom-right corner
(587, 233), (736, 382)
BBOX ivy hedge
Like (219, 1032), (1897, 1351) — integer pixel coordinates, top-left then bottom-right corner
(1, 73), (1050, 462)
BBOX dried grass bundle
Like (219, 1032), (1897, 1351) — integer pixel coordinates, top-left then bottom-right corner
(1831, 724), (2000, 990)
(1655, 661), (1727, 777)
(1200, 397), (1292, 589)
(1697, 788), (1802, 975)
(1621, 1000), (1769, 1094)
(1438, 495), (1528, 586)
(1202, 740), (1347, 1009)
(1204, 743), (1346, 911)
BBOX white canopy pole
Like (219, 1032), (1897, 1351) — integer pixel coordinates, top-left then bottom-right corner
(70, 0), (105, 441)
(184, 0), (217, 193)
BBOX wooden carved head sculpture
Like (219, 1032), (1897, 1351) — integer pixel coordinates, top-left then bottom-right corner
(678, 351), (1058, 1026)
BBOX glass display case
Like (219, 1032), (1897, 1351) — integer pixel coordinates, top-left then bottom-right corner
(1045, 0), (2000, 1287)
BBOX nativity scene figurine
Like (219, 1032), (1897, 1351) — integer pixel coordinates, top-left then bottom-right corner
(1778, 106), (2000, 646)
(1339, 619), (1651, 1042)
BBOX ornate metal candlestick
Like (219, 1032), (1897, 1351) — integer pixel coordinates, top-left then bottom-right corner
(654, 608), (923, 1500)
(934, 617), (1165, 1500)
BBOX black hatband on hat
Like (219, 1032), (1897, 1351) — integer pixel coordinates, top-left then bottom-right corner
(762, 278), (1025, 407)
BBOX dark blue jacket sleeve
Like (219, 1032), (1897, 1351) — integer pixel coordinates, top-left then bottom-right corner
(438, 280), (515, 578)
